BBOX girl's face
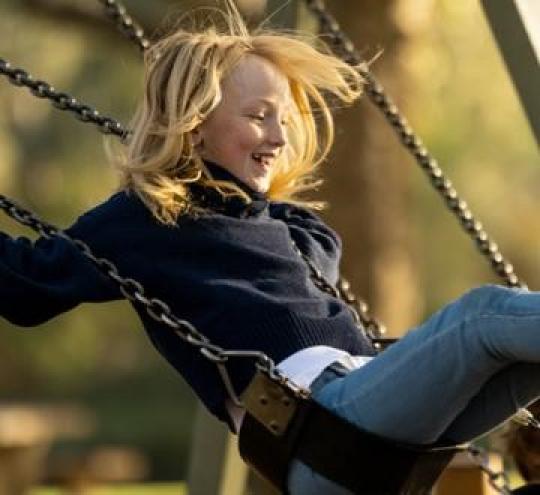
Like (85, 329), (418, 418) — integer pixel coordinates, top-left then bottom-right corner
(194, 54), (292, 193)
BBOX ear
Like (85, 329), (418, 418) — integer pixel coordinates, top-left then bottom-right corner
(190, 126), (203, 148)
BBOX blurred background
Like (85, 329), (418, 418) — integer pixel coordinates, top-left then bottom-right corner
(0, 0), (538, 493)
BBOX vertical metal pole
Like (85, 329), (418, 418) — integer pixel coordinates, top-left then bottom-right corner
(480, 0), (540, 146)
(187, 405), (248, 495)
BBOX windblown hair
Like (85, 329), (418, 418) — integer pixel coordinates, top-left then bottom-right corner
(115, 1), (364, 225)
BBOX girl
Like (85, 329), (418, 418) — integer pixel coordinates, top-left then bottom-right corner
(1, 4), (539, 493)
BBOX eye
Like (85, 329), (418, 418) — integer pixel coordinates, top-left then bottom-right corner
(249, 114), (265, 122)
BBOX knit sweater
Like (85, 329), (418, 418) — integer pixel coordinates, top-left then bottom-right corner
(0, 163), (375, 422)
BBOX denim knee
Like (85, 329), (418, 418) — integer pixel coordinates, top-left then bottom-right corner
(458, 284), (525, 316)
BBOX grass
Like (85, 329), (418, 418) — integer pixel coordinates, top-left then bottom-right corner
(30, 483), (186, 495)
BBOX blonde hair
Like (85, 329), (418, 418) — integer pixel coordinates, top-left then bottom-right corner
(115, 1), (364, 225)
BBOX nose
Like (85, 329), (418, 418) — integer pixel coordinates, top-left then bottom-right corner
(268, 119), (287, 149)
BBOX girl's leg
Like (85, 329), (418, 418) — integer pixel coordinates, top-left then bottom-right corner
(314, 285), (540, 444)
(287, 365), (540, 494)
(440, 363), (540, 443)
(287, 458), (355, 495)
(287, 285), (540, 495)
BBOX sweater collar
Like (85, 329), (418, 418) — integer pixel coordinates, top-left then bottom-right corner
(204, 161), (267, 202)
(189, 161), (269, 218)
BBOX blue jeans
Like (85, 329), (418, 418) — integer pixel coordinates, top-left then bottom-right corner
(287, 285), (540, 494)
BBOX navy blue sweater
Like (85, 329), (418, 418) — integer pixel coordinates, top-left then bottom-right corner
(0, 163), (375, 422)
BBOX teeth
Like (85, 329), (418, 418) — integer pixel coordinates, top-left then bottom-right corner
(252, 153), (274, 166)
(253, 153), (272, 160)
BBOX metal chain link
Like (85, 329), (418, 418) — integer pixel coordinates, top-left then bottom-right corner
(0, 58), (128, 140)
(304, 0), (525, 291)
(97, 0), (150, 52)
(290, 241), (391, 349)
(336, 277), (389, 339)
(0, 0), (146, 139)
(513, 408), (540, 430)
(468, 445), (513, 495)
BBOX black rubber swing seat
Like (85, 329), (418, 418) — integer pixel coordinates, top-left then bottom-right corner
(239, 371), (464, 495)
(512, 485), (540, 494)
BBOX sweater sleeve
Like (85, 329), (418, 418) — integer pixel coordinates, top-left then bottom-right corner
(0, 205), (123, 327)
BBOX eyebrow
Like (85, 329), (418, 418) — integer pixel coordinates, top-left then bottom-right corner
(245, 98), (292, 111)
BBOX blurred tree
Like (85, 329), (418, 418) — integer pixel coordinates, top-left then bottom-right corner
(322, 0), (422, 336)
(404, 0), (539, 311)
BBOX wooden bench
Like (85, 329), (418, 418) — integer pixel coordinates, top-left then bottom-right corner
(0, 403), (94, 494)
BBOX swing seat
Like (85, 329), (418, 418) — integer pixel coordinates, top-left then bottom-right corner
(512, 485), (540, 494)
(239, 371), (465, 495)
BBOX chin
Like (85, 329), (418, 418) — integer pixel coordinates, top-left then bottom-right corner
(251, 181), (270, 193)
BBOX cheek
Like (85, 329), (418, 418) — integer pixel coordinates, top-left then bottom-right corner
(224, 124), (261, 155)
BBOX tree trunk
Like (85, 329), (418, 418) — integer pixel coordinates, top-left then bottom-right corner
(320, 0), (422, 336)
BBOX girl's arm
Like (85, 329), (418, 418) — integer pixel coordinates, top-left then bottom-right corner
(0, 194), (136, 328)
(0, 231), (122, 327)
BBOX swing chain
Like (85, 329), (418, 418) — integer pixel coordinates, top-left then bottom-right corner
(512, 408), (540, 430)
(0, 1), (143, 141)
(0, 196), (58, 239)
(303, 0), (526, 291)
(467, 445), (513, 495)
(0, 58), (128, 139)
(290, 241), (387, 348)
(336, 277), (388, 339)
(97, 0), (150, 52)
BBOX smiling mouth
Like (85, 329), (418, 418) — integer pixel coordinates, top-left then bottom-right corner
(251, 153), (274, 167)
